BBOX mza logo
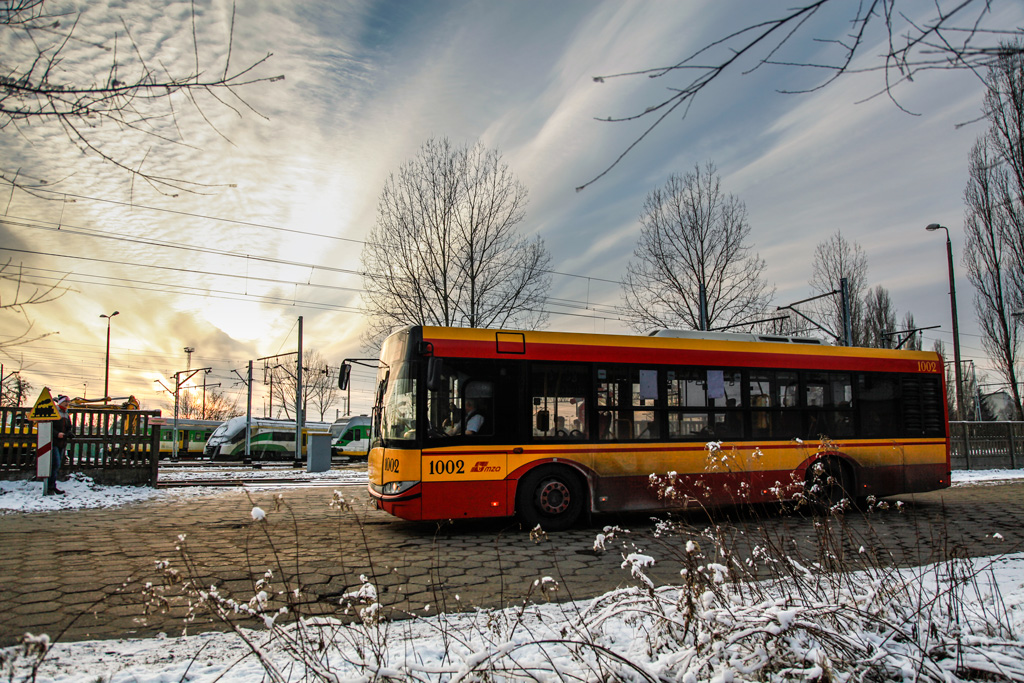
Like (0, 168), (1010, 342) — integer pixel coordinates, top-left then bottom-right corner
(470, 461), (501, 473)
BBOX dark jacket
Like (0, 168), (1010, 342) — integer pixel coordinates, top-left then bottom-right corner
(54, 413), (75, 450)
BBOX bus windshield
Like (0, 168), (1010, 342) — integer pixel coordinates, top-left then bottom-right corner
(373, 330), (418, 446)
(376, 362), (417, 444)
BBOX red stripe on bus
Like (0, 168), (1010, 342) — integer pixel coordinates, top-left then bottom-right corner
(423, 336), (940, 374)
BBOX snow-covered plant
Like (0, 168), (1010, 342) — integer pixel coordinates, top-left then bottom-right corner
(107, 479), (1024, 683)
(0, 633), (50, 682)
(341, 574), (381, 625)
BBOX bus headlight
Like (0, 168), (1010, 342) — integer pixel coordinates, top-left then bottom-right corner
(382, 480), (418, 495)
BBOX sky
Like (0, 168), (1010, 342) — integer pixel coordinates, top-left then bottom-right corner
(2, 0), (1022, 418)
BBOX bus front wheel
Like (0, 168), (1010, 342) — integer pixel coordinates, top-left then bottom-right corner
(516, 466), (585, 532)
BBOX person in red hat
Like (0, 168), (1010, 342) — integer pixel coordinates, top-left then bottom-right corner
(46, 394), (75, 495)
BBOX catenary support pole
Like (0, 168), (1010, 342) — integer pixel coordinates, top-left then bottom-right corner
(246, 360), (253, 461)
(295, 316), (303, 465)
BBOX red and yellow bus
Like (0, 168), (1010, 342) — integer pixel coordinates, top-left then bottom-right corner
(353, 326), (950, 530)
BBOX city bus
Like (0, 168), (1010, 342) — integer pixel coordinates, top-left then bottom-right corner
(354, 326), (950, 530)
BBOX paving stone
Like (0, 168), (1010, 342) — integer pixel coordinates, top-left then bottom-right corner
(3, 480), (1024, 646)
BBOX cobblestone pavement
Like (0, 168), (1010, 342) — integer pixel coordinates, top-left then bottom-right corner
(1, 481), (1022, 646)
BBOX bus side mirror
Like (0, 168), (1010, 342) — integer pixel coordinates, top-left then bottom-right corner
(426, 357), (443, 391)
(339, 363), (351, 390)
(536, 409), (550, 433)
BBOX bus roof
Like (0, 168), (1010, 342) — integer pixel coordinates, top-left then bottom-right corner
(404, 325), (942, 374)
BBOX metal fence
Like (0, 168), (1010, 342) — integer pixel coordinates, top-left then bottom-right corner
(1, 406), (161, 485)
(949, 421), (1024, 470)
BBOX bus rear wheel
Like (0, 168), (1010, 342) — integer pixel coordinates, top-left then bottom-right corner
(806, 459), (854, 512)
(516, 466), (585, 532)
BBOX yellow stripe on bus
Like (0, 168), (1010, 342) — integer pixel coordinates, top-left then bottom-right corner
(372, 439), (947, 485)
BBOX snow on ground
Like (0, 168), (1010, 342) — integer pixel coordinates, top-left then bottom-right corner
(0, 465), (369, 514)
(157, 462), (369, 484)
(0, 472), (194, 513)
(951, 468), (1024, 485)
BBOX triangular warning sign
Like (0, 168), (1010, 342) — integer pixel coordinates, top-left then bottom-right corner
(27, 387), (60, 421)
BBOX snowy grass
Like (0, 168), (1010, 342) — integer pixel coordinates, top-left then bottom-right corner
(5, 489), (1024, 682)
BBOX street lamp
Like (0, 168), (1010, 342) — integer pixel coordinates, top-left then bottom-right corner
(925, 224), (964, 418)
(100, 311), (120, 405)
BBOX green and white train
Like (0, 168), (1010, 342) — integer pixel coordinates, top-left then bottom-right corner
(330, 415), (371, 458)
(204, 416), (332, 461)
(157, 419), (223, 458)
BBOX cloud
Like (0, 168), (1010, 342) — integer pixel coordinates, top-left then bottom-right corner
(5, 0), (1023, 410)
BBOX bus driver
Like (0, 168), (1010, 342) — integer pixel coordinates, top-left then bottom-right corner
(447, 398), (485, 435)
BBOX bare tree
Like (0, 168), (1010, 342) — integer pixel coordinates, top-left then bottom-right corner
(863, 285), (898, 348)
(1, 0), (282, 194)
(963, 164), (1021, 419)
(0, 370), (31, 406)
(177, 387), (237, 421)
(271, 349), (338, 422)
(932, 339), (961, 419)
(808, 231), (868, 345)
(963, 50), (1024, 418)
(579, 1), (1024, 189)
(899, 311), (923, 350)
(361, 138), (551, 346)
(304, 351), (340, 422)
(620, 163), (773, 333)
(0, 259), (65, 351)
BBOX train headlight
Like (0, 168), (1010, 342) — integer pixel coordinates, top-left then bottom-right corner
(382, 480), (417, 495)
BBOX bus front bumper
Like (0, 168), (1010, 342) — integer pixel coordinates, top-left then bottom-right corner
(369, 479), (513, 522)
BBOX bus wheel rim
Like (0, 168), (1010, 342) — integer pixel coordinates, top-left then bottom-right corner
(537, 479), (570, 515)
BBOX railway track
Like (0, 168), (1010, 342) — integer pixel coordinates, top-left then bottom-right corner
(155, 461), (369, 489)
(154, 477), (362, 488)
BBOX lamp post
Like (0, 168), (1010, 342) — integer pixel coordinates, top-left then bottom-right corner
(925, 224), (964, 418)
(100, 311), (120, 404)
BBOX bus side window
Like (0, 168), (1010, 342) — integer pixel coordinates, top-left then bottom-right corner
(531, 363), (590, 440)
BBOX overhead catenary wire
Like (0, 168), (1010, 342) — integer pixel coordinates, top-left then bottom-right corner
(12, 186), (996, 399)
(1, 205), (622, 287)
(3, 194), (629, 325)
(2, 246), (628, 322)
